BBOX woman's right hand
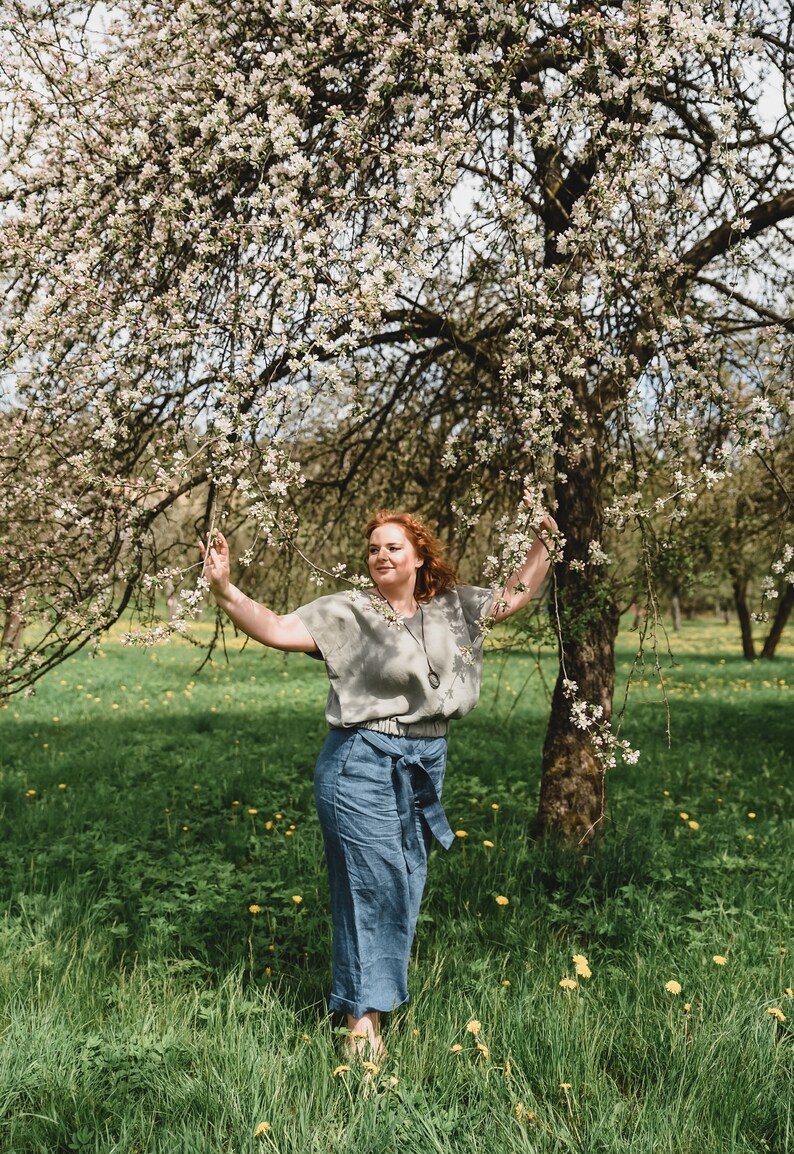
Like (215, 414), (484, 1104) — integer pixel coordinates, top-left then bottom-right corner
(200, 530), (231, 598)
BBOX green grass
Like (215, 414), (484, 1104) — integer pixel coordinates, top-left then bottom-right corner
(0, 618), (792, 1153)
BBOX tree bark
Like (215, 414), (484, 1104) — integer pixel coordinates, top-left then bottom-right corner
(760, 583), (794, 660)
(534, 438), (620, 845)
(1, 596), (23, 651)
(731, 573), (756, 660)
(671, 593), (682, 631)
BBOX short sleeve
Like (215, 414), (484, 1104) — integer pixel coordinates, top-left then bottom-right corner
(455, 585), (495, 642)
(293, 594), (355, 663)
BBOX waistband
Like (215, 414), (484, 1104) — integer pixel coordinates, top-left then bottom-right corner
(359, 717), (449, 738)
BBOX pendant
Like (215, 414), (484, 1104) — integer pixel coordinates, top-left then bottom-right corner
(428, 670), (441, 689)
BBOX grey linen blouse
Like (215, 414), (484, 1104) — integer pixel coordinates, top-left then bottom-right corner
(294, 585), (494, 729)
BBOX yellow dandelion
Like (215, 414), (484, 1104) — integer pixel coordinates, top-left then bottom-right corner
(292, 895), (303, 904)
(254, 1121), (271, 1137)
(683, 1003), (691, 1013)
(332, 1064), (351, 1076)
(559, 1083), (572, 1090)
(785, 988), (793, 998)
(712, 955), (727, 965)
(559, 978), (578, 990)
(665, 980), (682, 995)
(483, 839), (494, 847)
(265, 820), (273, 830)
(688, 820), (700, 830)
(515, 1103), (535, 1122)
(663, 790), (670, 797)
(466, 1019), (481, 1035)
(361, 1060), (379, 1076)
(248, 904), (262, 914)
(572, 953), (591, 978)
(450, 1043), (463, 1053)
(767, 1008), (786, 1022)
(747, 812), (757, 819)
(501, 980), (511, 987)
(476, 1041), (490, 1058)
(58, 783), (67, 790)
(232, 800), (240, 806)
(455, 829), (468, 838)
(491, 803), (500, 811)
(495, 895), (509, 906)
(679, 812), (689, 821)
(275, 813), (284, 820)
(248, 807), (258, 815)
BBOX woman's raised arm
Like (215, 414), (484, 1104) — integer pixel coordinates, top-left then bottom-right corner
(200, 532), (318, 653)
(489, 513), (558, 621)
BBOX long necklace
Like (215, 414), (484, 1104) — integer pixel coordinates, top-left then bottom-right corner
(379, 595), (441, 689)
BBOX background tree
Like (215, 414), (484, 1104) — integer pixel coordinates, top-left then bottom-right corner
(1, 0), (793, 841)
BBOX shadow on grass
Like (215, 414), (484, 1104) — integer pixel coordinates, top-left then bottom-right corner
(2, 684), (791, 1008)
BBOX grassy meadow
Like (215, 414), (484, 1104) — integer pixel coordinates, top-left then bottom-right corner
(0, 615), (792, 1153)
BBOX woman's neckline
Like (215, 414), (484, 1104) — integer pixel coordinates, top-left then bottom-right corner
(369, 589), (420, 620)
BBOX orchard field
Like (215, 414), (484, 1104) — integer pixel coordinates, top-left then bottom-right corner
(0, 619), (792, 1154)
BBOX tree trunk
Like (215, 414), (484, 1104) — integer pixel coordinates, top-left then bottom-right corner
(731, 573), (756, 660)
(1, 596), (24, 651)
(534, 440), (620, 845)
(671, 593), (682, 631)
(760, 583), (794, 660)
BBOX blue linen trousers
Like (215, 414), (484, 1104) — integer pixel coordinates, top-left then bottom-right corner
(313, 726), (453, 1018)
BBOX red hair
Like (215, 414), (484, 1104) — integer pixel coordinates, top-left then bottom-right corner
(365, 510), (458, 602)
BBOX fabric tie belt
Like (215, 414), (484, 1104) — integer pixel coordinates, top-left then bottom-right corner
(357, 727), (455, 873)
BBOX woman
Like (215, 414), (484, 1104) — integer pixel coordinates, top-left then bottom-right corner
(201, 509), (556, 1058)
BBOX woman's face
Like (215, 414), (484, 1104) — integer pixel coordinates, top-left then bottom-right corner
(367, 522), (423, 594)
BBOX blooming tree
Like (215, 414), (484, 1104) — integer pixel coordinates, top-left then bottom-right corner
(1, 0), (793, 841)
